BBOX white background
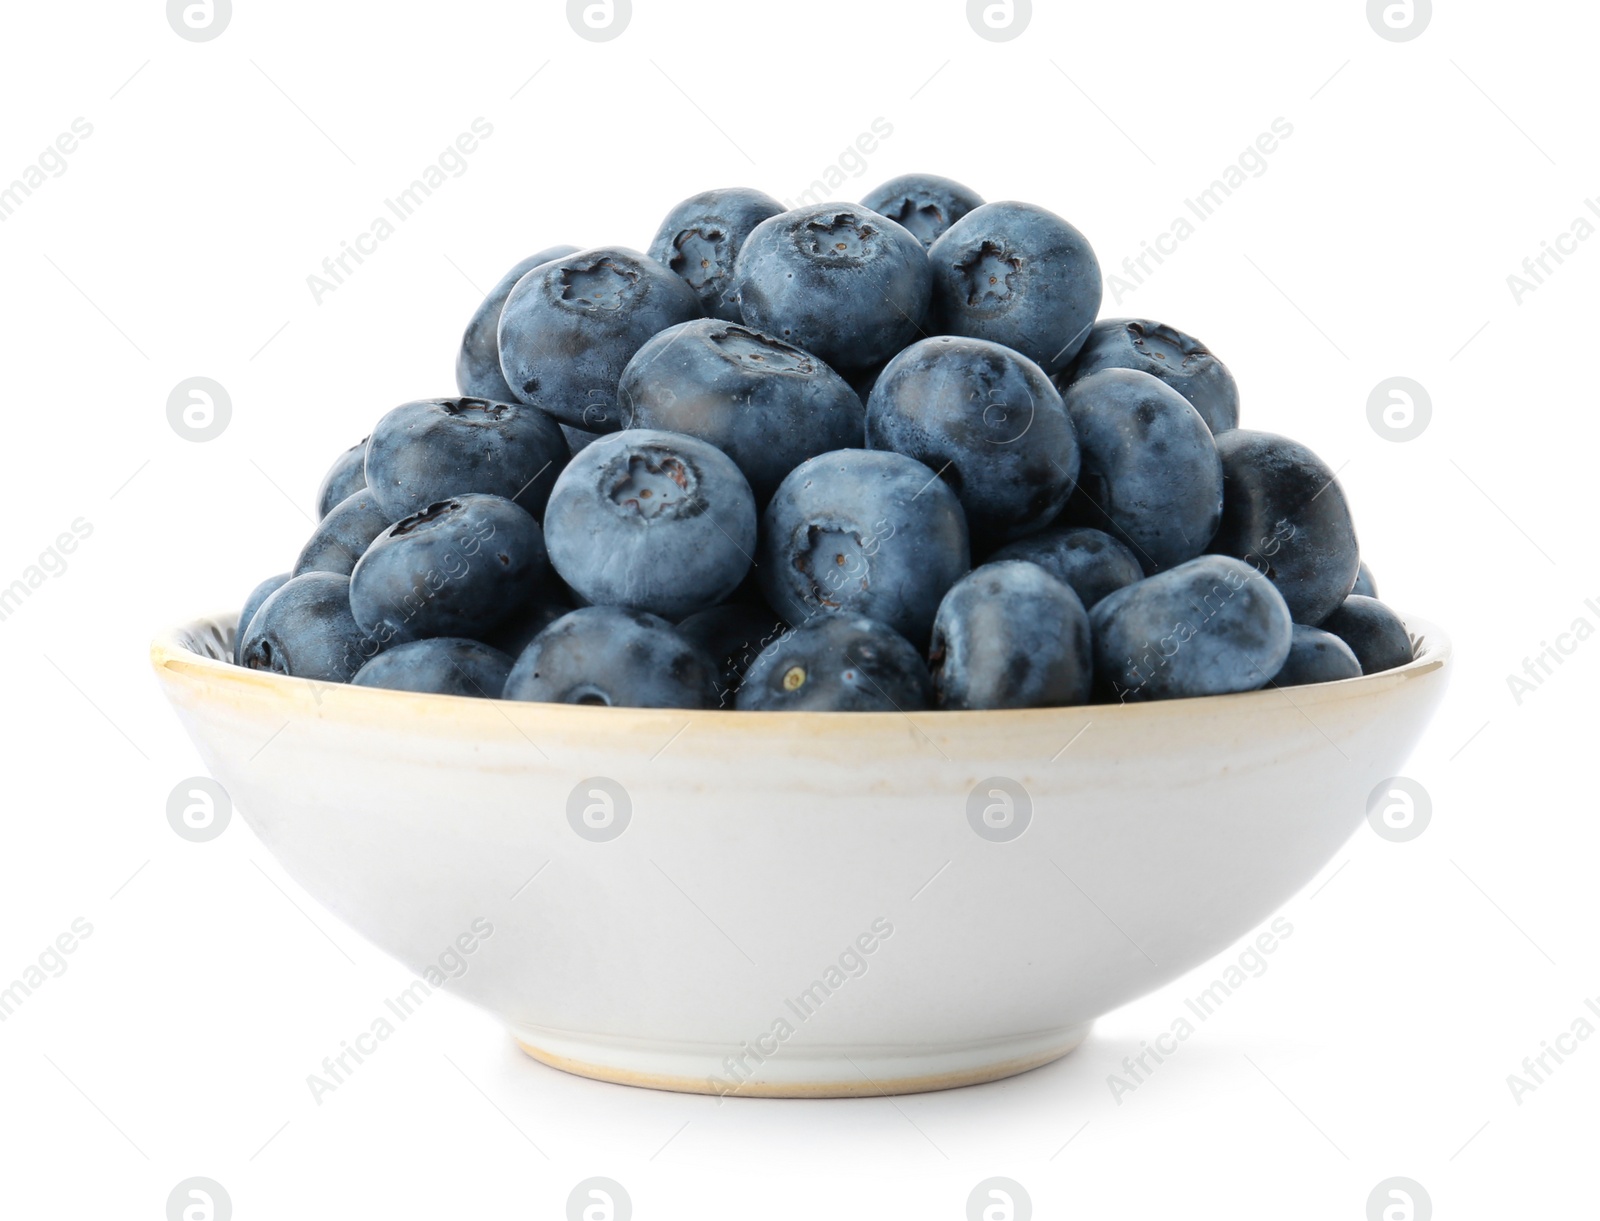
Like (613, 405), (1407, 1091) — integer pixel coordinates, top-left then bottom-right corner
(1, 0), (1595, 1217)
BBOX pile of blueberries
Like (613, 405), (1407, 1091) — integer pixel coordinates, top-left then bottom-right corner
(235, 173), (1415, 712)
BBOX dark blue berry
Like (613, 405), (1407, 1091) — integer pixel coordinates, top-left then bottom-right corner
(860, 173), (984, 248)
(988, 525), (1142, 609)
(865, 335), (1078, 542)
(1064, 319), (1239, 434)
(648, 187), (784, 321)
(735, 614), (931, 711)
(1208, 429), (1359, 626)
(351, 637), (513, 697)
(349, 494), (549, 646)
(1352, 560), (1378, 598)
(928, 201), (1102, 375)
(618, 319), (864, 503)
(364, 396), (568, 523)
(315, 438), (368, 519)
(1319, 596), (1413, 674)
(733, 203), (930, 371)
(235, 572), (290, 665)
(1270, 625), (1362, 687)
(502, 607), (717, 708)
(456, 245), (579, 402)
(1089, 555), (1293, 701)
(759, 448), (970, 645)
(239, 572), (372, 682)
(498, 246), (702, 431)
(1060, 368), (1222, 574)
(930, 561), (1091, 709)
(293, 488), (391, 577)
(543, 429), (757, 619)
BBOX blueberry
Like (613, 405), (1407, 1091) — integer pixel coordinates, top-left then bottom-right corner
(648, 187), (784, 320)
(292, 488), (392, 577)
(456, 245), (579, 402)
(677, 602), (789, 707)
(760, 449), (970, 645)
(1060, 369), (1223, 574)
(930, 561), (1092, 709)
(240, 572), (372, 682)
(927, 201), (1102, 375)
(351, 637), (513, 698)
(1270, 624), (1362, 688)
(544, 429), (757, 619)
(1318, 596), (1413, 674)
(865, 335), (1078, 542)
(988, 525), (1142, 609)
(364, 396), (568, 523)
(498, 246), (701, 432)
(315, 438), (368, 519)
(1089, 555), (1293, 701)
(860, 173), (984, 248)
(1064, 319), (1239, 434)
(1352, 560), (1378, 598)
(617, 319), (864, 503)
(349, 494), (549, 646)
(735, 614), (931, 711)
(1208, 429), (1359, 626)
(732, 202), (930, 371)
(502, 607), (717, 708)
(235, 572), (290, 665)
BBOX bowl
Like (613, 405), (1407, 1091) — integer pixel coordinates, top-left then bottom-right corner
(152, 611), (1450, 1097)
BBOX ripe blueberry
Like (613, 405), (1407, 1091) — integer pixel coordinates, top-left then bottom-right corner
(759, 448), (970, 646)
(1089, 555), (1293, 701)
(930, 561), (1092, 709)
(1060, 368), (1223, 574)
(1208, 429), (1359, 626)
(352, 637), (514, 698)
(928, 200), (1102, 375)
(349, 494), (549, 646)
(498, 246), (701, 431)
(735, 614), (932, 711)
(860, 173), (984, 248)
(456, 245), (579, 402)
(618, 319), (864, 503)
(732, 203), (931, 371)
(364, 396), (568, 523)
(865, 335), (1078, 542)
(502, 606), (718, 708)
(648, 187), (784, 321)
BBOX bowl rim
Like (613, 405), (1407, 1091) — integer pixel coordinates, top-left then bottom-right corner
(151, 609), (1451, 733)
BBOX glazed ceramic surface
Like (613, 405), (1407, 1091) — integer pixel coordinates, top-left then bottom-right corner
(153, 612), (1450, 1096)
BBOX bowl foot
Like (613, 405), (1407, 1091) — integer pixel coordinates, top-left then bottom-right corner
(510, 1023), (1093, 1098)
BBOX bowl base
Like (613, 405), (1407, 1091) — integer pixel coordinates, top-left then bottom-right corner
(511, 1023), (1094, 1098)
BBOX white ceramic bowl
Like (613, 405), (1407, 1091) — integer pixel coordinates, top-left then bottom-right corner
(153, 612), (1449, 1097)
